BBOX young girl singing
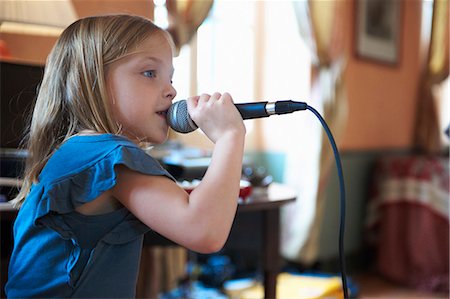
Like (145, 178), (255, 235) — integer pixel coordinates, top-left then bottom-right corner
(6, 14), (245, 298)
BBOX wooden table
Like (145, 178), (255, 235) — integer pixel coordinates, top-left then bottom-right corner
(232, 183), (296, 299)
(145, 183), (297, 298)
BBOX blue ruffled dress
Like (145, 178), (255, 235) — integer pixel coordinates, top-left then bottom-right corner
(6, 134), (174, 298)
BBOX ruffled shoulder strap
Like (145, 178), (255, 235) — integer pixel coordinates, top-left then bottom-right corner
(35, 134), (174, 224)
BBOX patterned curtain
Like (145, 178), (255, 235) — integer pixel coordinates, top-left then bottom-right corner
(413, 0), (449, 154)
(281, 0), (348, 265)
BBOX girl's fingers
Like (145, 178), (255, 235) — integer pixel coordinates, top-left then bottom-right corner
(198, 93), (211, 104)
(210, 92), (222, 102)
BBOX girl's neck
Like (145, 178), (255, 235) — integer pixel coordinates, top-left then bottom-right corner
(77, 129), (100, 136)
(66, 130), (102, 141)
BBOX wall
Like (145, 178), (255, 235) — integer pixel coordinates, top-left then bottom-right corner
(342, 0), (423, 151)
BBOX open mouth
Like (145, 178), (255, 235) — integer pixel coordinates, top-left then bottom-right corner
(156, 111), (167, 117)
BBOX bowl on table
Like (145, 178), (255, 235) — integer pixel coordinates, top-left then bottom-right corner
(178, 179), (253, 201)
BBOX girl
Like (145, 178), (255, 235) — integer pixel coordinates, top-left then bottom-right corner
(6, 14), (245, 298)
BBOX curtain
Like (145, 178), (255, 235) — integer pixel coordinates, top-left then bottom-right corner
(366, 155), (449, 292)
(281, 0), (348, 265)
(413, 0), (449, 154)
(166, 0), (213, 55)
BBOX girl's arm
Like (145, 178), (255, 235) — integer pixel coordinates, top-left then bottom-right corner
(112, 93), (246, 253)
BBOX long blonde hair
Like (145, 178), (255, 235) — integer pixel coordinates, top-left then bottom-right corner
(13, 14), (168, 207)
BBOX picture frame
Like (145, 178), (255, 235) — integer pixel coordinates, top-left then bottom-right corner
(355, 0), (402, 65)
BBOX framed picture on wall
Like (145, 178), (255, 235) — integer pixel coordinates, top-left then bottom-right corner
(355, 0), (402, 65)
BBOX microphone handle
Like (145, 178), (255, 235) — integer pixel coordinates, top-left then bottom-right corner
(235, 100), (308, 119)
(235, 102), (270, 119)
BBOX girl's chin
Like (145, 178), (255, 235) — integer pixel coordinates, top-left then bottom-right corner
(122, 131), (168, 145)
(149, 131), (170, 145)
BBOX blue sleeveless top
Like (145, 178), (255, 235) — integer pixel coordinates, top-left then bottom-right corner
(6, 134), (174, 298)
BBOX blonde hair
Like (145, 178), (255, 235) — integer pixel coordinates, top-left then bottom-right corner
(13, 14), (170, 207)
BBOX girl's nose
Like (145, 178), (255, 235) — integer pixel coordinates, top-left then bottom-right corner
(165, 84), (177, 101)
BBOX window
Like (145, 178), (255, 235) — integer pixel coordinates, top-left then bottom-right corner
(172, 1), (256, 101)
(170, 1), (311, 148)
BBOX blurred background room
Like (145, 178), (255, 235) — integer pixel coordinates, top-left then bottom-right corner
(1, 0), (449, 298)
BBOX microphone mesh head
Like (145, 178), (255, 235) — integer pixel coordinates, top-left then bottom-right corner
(166, 100), (198, 133)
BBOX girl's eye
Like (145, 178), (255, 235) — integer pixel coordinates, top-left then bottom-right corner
(142, 70), (155, 78)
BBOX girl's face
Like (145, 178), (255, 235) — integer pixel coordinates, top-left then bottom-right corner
(105, 32), (176, 144)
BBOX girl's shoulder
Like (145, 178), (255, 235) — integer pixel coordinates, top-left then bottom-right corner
(60, 133), (137, 157)
(39, 133), (172, 187)
(29, 133), (172, 223)
(39, 134), (139, 183)
(64, 133), (136, 147)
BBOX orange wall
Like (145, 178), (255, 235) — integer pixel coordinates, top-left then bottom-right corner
(341, 0), (423, 150)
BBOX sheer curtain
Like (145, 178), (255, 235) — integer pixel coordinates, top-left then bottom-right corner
(413, 0), (449, 153)
(281, 0), (348, 265)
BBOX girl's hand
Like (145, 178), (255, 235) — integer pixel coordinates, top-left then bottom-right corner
(186, 92), (246, 143)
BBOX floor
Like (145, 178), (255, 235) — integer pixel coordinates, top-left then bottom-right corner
(353, 271), (449, 299)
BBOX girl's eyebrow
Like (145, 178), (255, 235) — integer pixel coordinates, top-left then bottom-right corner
(135, 55), (160, 64)
(117, 53), (174, 76)
(137, 56), (175, 74)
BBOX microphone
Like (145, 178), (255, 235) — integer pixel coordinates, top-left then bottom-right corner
(166, 99), (308, 133)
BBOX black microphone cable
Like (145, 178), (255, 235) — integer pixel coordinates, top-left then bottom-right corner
(255, 100), (349, 297)
(305, 103), (349, 299)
